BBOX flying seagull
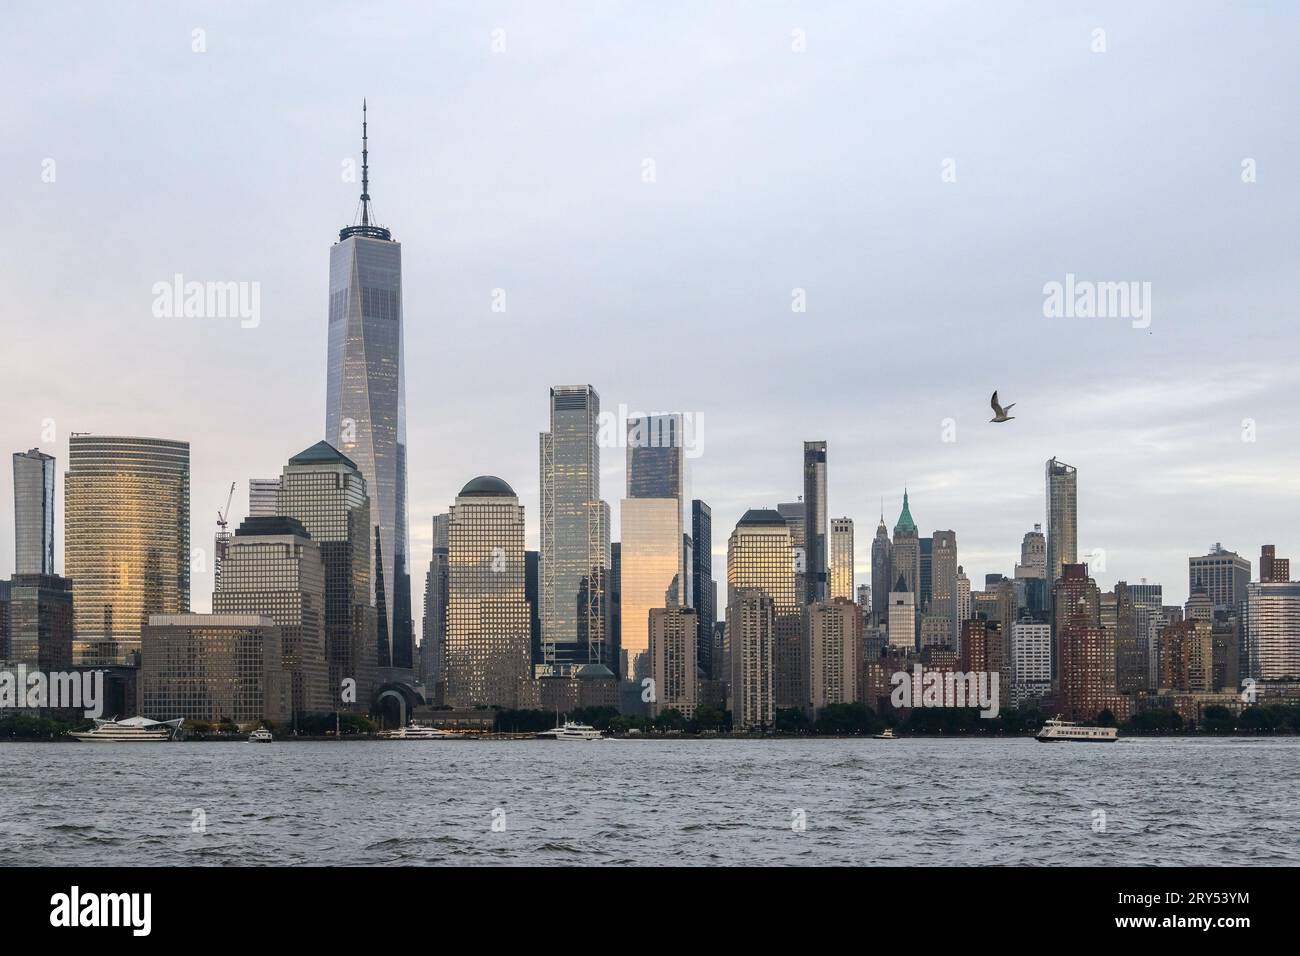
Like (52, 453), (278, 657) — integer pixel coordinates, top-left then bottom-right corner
(989, 391), (1016, 423)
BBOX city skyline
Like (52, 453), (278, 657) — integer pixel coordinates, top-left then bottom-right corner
(5, 3), (1300, 622)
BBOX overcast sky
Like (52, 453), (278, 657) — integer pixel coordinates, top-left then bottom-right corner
(3, 1), (1299, 622)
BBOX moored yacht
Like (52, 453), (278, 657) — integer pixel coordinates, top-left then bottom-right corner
(536, 721), (606, 741)
(1035, 716), (1118, 743)
(382, 724), (455, 740)
(248, 727), (274, 743)
(70, 717), (184, 742)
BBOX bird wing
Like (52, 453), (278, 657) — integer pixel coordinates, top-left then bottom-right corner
(990, 391), (1001, 414)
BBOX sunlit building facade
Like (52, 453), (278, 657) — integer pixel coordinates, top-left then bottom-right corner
(444, 477), (531, 708)
(1045, 457), (1077, 589)
(1244, 581), (1300, 681)
(807, 598), (860, 714)
(727, 509), (801, 709)
(64, 435), (190, 665)
(829, 517), (854, 601)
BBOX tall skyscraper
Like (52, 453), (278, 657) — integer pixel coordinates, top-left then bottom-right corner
(887, 575), (916, 651)
(1010, 618), (1051, 706)
(870, 513), (891, 627)
(421, 514), (449, 699)
(727, 509), (801, 709)
(1188, 544), (1251, 613)
(275, 441), (378, 711)
(64, 434), (190, 665)
(214, 516), (329, 718)
(807, 598), (861, 714)
(930, 530), (958, 646)
(891, 492), (919, 644)
(325, 103), (412, 674)
(1158, 619), (1214, 692)
(444, 477), (530, 708)
(829, 517), (854, 601)
(619, 414), (687, 681)
(1045, 458), (1078, 589)
(1052, 562), (1101, 685)
(539, 385), (610, 672)
(5, 573), (73, 673)
(802, 441), (828, 604)
(691, 500), (714, 679)
(956, 565), (971, 624)
(649, 605), (698, 717)
(1015, 524), (1047, 580)
(726, 589), (775, 731)
(1244, 581), (1300, 681)
(13, 448), (55, 576)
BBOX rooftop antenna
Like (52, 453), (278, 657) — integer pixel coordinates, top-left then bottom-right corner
(360, 99), (371, 227)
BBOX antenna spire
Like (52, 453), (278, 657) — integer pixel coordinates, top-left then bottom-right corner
(360, 99), (371, 226)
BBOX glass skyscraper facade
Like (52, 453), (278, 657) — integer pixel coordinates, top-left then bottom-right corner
(727, 509), (801, 709)
(802, 441), (828, 604)
(325, 105), (412, 674)
(619, 413), (688, 681)
(13, 448), (55, 576)
(64, 434), (190, 665)
(539, 385), (610, 672)
(691, 499), (714, 679)
(1045, 457), (1078, 587)
(829, 517), (854, 601)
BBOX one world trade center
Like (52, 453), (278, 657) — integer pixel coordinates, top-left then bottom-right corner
(325, 102), (413, 675)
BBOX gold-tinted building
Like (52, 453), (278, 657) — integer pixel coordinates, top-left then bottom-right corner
(807, 598), (861, 714)
(64, 435), (190, 665)
(727, 509), (801, 709)
(830, 517), (854, 601)
(444, 476), (531, 709)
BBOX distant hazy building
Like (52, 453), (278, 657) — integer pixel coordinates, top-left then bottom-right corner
(777, 501), (807, 600)
(887, 575), (916, 651)
(275, 441), (378, 712)
(691, 500), (714, 679)
(1188, 544), (1251, 614)
(64, 435), (190, 665)
(891, 492), (920, 603)
(829, 517), (854, 601)
(539, 385), (611, 673)
(444, 477), (531, 709)
(620, 414), (688, 680)
(1111, 581), (1146, 694)
(421, 514), (449, 699)
(213, 516), (329, 718)
(141, 613), (288, 724)
(803, 441), (828, 604)
(727, 509), (801, 709)
(726, 589), (775, 732)
(956, 565), (971, 625)
(930, 530), (958, 646)
(1244, 581), (1300, 681)
(248, 478), (281, 518)
(807, 598), (860, 714)
(1045, 459), (1077, 595)
(1015, 524), (1047, 581)
(649, 606), (698, 717)
(870, 514), (891, 626)
(1129, 582), (1163, 691)
(1158, 619), (1213, 692)
(13, 448), (55, 576)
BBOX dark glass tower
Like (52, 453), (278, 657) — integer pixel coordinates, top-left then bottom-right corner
(803, 441), (828, 604)
(325, 102), (412, 673)
(691, 499), (714, 678)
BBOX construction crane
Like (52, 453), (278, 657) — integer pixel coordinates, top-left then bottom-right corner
(216, 482), (236, 533)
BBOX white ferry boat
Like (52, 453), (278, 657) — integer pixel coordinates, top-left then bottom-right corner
(381, 724), (455, 740)
(1035, 716), (1118, 743)
(70, 716), (184, 742)
(872, 728), (897, 740)
(536, 721), (606, 741)
(248, 727), (274, 743)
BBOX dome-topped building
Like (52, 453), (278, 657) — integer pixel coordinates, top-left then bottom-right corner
(458, 475), (517, 498)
